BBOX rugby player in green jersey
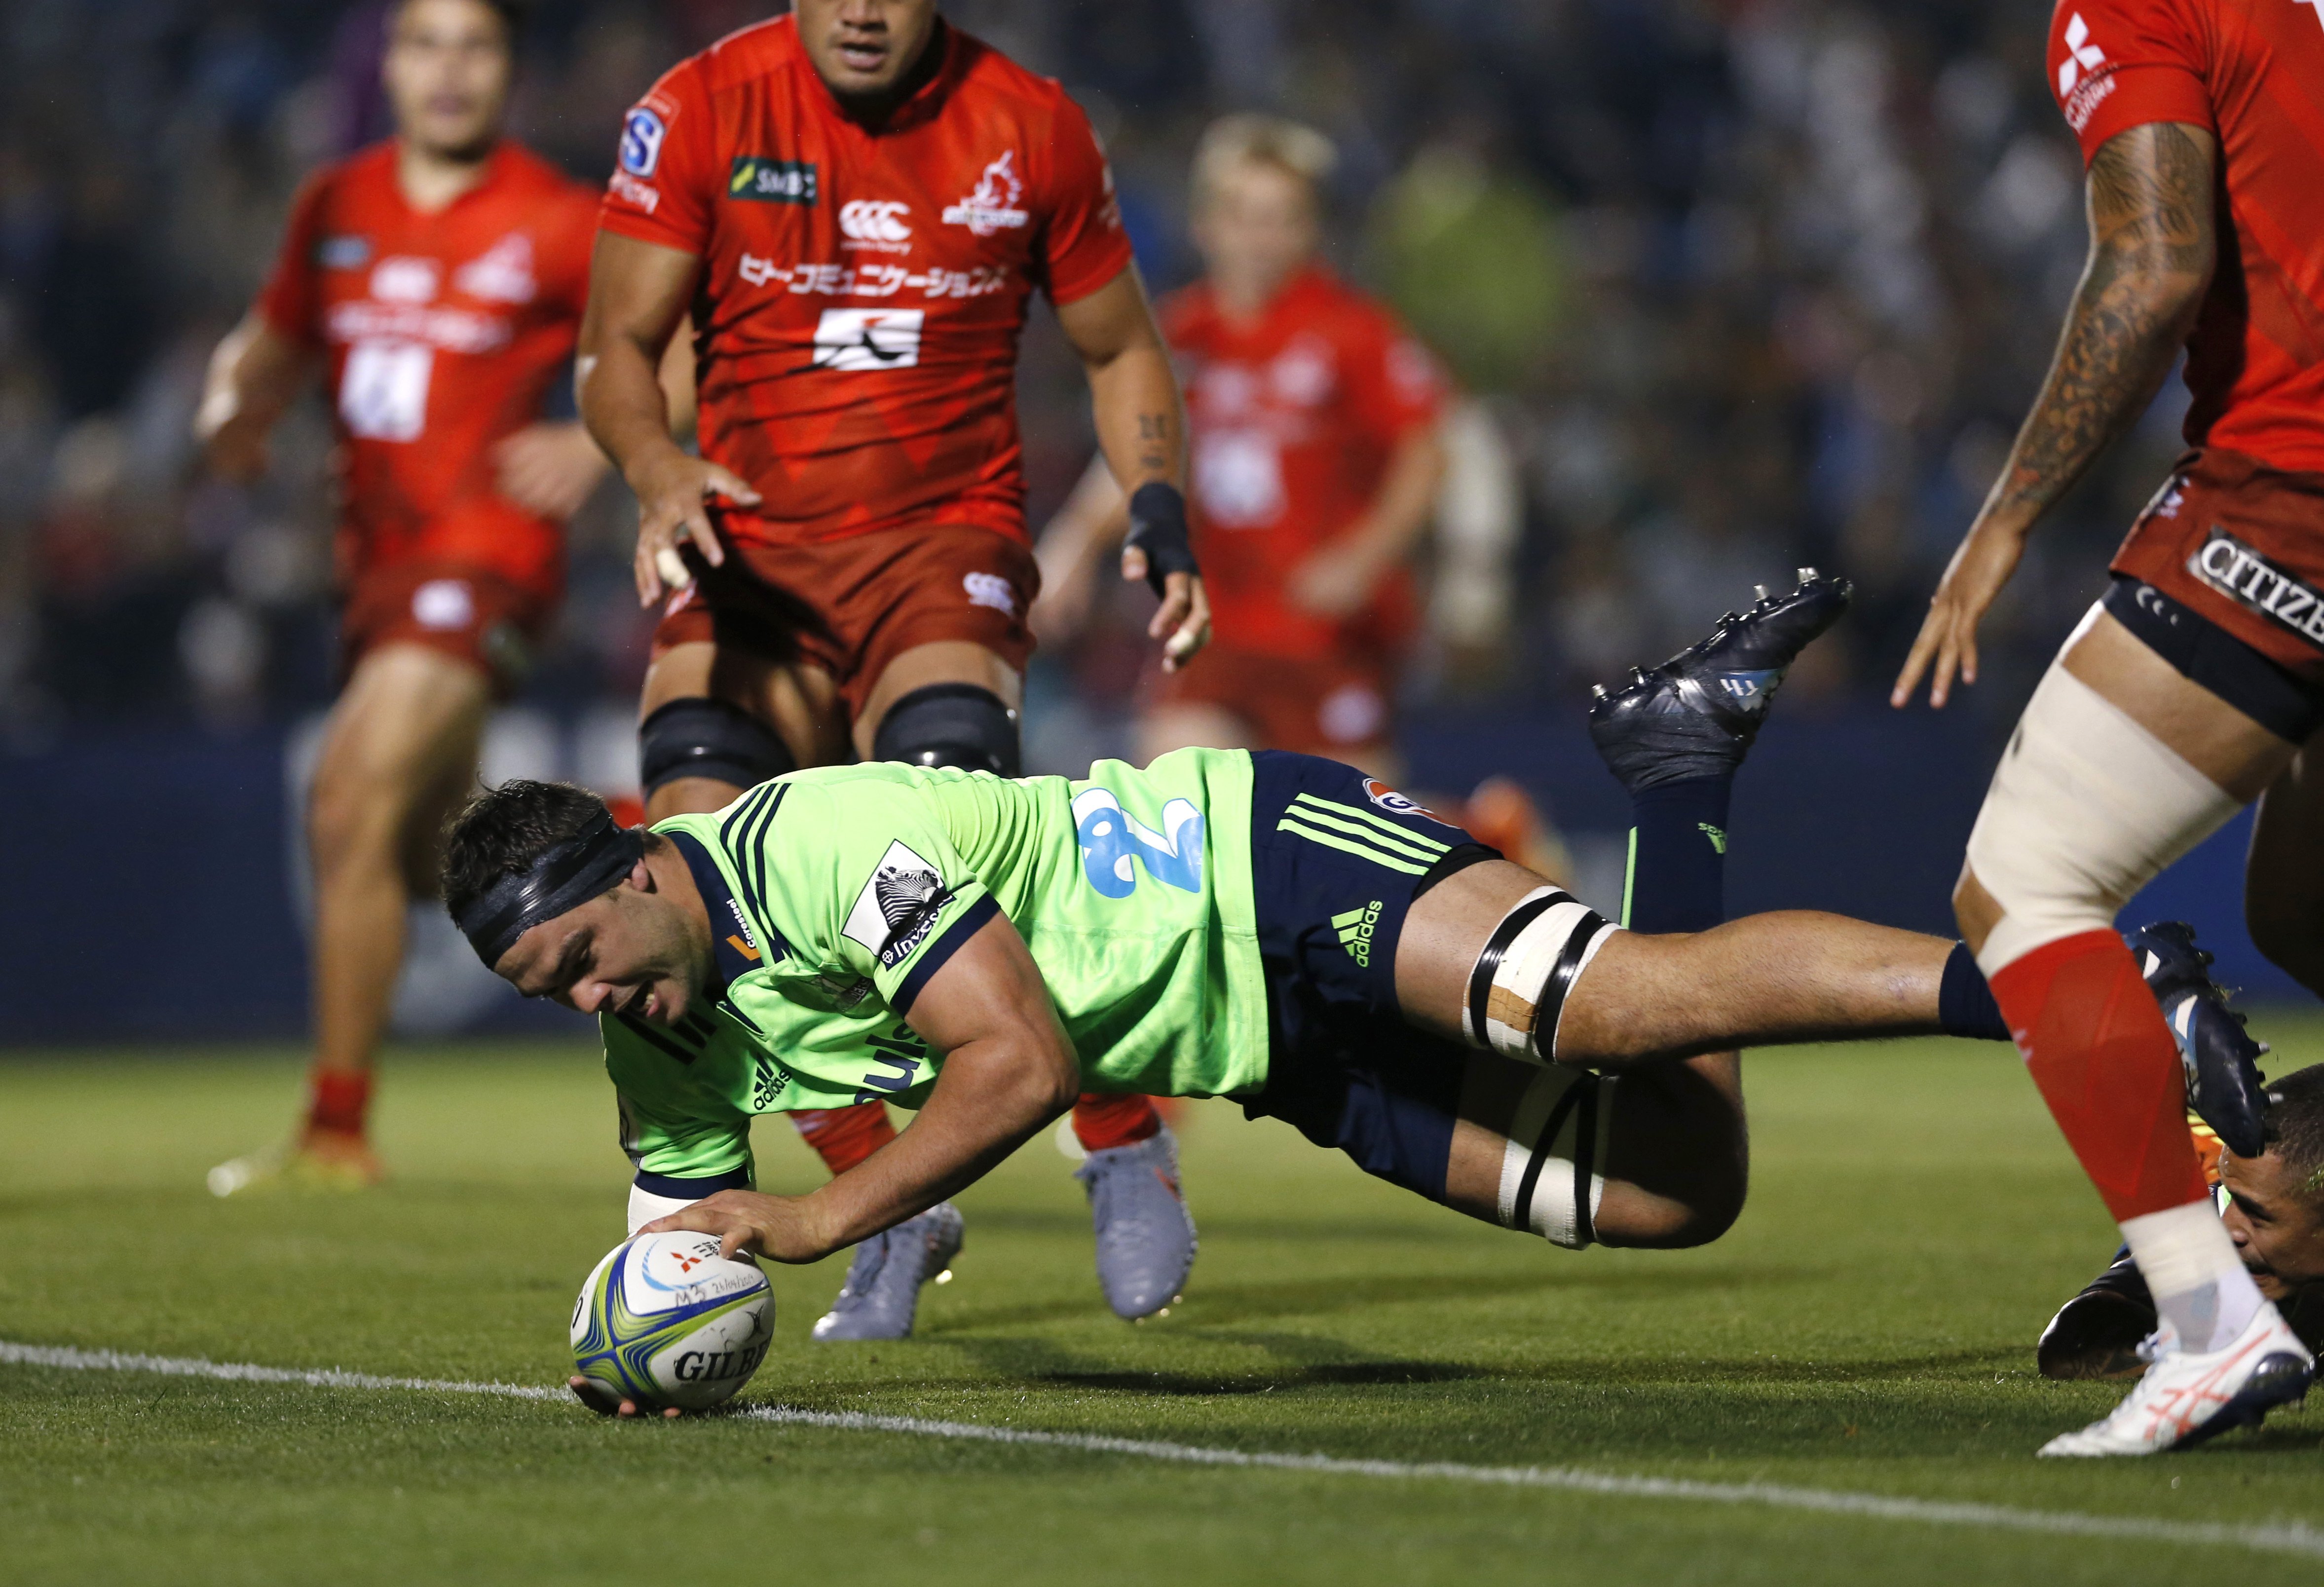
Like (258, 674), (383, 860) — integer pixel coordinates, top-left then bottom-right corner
(447, 574), (2033, 1414)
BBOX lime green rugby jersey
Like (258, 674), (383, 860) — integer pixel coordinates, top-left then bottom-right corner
(604, 748), (1266, 1186)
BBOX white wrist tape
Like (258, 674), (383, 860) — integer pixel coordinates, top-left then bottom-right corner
(1966, 633), (2241, 976)
(1496, 1065), (1615, 1249)
(1463, 886), (1620, 1063)
(626, 1183), (701, 1236)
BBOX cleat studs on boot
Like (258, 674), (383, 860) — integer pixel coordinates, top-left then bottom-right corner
(1798, 567), (1819, 582)
(1754, 584), (1770, 601)
(1590, 683), (1609, 700)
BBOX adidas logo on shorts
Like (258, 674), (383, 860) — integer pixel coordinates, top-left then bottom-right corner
(1334, 901), (1385, 967)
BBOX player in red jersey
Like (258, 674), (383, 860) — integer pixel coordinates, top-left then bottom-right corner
(577, 0), (1208, 1335)
(199, 0), (607, 1194)
(1891, 0), (2324, 1452)
(1042, 115), (1447, 779)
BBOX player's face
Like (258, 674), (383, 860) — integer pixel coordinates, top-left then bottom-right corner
(384, 0), (513, 161)
(796, 0), (942, 104)
(495, 886), (706, 1028)
(1193, 160), (1320, 302)
(2221, 1149), (2324, 1302)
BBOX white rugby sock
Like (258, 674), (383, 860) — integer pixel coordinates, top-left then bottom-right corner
(2120, 1200), (2265, 1354)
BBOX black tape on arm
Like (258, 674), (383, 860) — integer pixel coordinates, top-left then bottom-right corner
(1125, 481), (1199, 597)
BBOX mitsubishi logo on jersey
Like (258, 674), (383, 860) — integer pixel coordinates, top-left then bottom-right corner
(942, 151), (1030, 235)
(839, 200), (912, 246)
(2056, 13), (2105, 95)
(806, 308), (924, 371)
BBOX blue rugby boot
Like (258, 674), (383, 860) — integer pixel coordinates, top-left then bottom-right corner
(810, 1201), (964, 1342)
(2126, 920), (2271, 1159)
(1588, 569), (1853, 793)
(1077, 1126), (1197, 1320)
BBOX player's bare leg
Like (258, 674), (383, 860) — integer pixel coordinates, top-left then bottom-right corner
(1136, 701), (1254, 766)
(1956, 608), (2308, 1455)
(2243, 725), (2324, 997)
(210, 643), (490, 1195)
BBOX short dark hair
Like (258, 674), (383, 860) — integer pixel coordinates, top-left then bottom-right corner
(393, 0), (528, 42)
(2263, 1063), (2324, 1200)
(441, 780), (613, 925)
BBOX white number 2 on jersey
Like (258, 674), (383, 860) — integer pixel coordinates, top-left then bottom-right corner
(339, 340), (434, 442)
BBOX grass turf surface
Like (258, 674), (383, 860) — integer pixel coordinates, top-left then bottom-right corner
(3, 1029), (2321, 1585)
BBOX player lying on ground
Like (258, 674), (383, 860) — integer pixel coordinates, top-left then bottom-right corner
(1889, 0), (2322, 1453)
(2042, 1058), (2324, 1380)
(578, 0), (1203, 1333)
(438, 574), (2037, 1415)
(199, 0), (613, 1194)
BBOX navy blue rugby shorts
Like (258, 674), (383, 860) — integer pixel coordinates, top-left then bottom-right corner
(1239, 751), (1501, 1204)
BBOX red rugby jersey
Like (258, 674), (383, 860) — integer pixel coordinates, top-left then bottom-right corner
(2049, 0), (2324, 473)
(599, 16), (1133, 547)
(258, 141), (598, 592)
(1160, 265), (1447, 661)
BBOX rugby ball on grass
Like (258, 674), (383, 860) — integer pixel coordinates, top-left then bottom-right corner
(570, 1231), (773, 1411)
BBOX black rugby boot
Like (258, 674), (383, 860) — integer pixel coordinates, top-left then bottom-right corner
(1588, 568), (1854, 794)
(2037, 1251), (2158, 1381)
(2125, 920), (2271, 1159)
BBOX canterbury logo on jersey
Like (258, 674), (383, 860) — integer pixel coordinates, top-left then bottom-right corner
(840, 200), (912, 244)
(729, 156), (818, 204)
(2188, 528), (2324, 646)
(804, 308), (923, 371)
(1276, 793), (1451, 876)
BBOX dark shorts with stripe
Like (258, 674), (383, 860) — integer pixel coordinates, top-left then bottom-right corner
(1238, 751), (1500, 1204)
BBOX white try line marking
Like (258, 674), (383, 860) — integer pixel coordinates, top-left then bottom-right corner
(7, 1339), (2323, 1560)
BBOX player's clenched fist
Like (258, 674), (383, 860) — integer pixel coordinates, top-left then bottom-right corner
(627, 451), (760, 606)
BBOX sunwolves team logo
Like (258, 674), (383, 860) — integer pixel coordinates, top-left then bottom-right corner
(1362, 780), (1441, 821)
(943, 151), (1030, 235)
(1073, 788), (1203, 897)
(842, 841), (955, 968)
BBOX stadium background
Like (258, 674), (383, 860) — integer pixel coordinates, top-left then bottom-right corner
(0, 0), (2279, 1040)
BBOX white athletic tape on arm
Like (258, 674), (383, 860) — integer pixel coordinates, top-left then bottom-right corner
(1464, 887), (1620, 1063)
(1966, 642), (2241, 975)
(626, 1184), (700, 1236)
(1495, 1067), (1616, 1249)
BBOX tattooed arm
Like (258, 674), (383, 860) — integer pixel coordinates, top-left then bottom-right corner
(1893, 120), (2217, 708)
(1055, 267), (1209, 667)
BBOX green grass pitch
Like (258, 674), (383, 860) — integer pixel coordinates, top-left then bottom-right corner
(5, 1026), (2323, 1585)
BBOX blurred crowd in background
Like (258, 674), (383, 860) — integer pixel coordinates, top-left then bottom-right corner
(0, 0), (2190, 770)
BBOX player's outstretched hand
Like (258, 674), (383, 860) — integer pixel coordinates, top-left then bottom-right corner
(640, 1188), (825, 1263)
(1121, 553), (1211, 673)
(496, 422), (612, 523)
(569, 1374), (684, 1419)
(1890, 520), (2028, 710)
(630, 452), (761, 607)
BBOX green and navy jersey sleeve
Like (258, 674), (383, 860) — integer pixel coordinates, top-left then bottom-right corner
(749, 775), (1000, 1017)
(601, 1011), (756, 1194)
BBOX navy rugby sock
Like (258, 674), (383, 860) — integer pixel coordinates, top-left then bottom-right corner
(1621, 777), (1730, 934)
(1939, 942), (2011, 1042)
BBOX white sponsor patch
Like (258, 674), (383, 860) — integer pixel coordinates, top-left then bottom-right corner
(412, 579), (475, 631)
(842, 840), (952, 968)
(809, 308), (924, 371)
(620, 107), (667, 176)
(963, 571), (1016, 615)
(2186, 527), (2324, 648)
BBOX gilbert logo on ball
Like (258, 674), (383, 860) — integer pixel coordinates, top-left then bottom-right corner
(570, 1231), (774, 1411)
